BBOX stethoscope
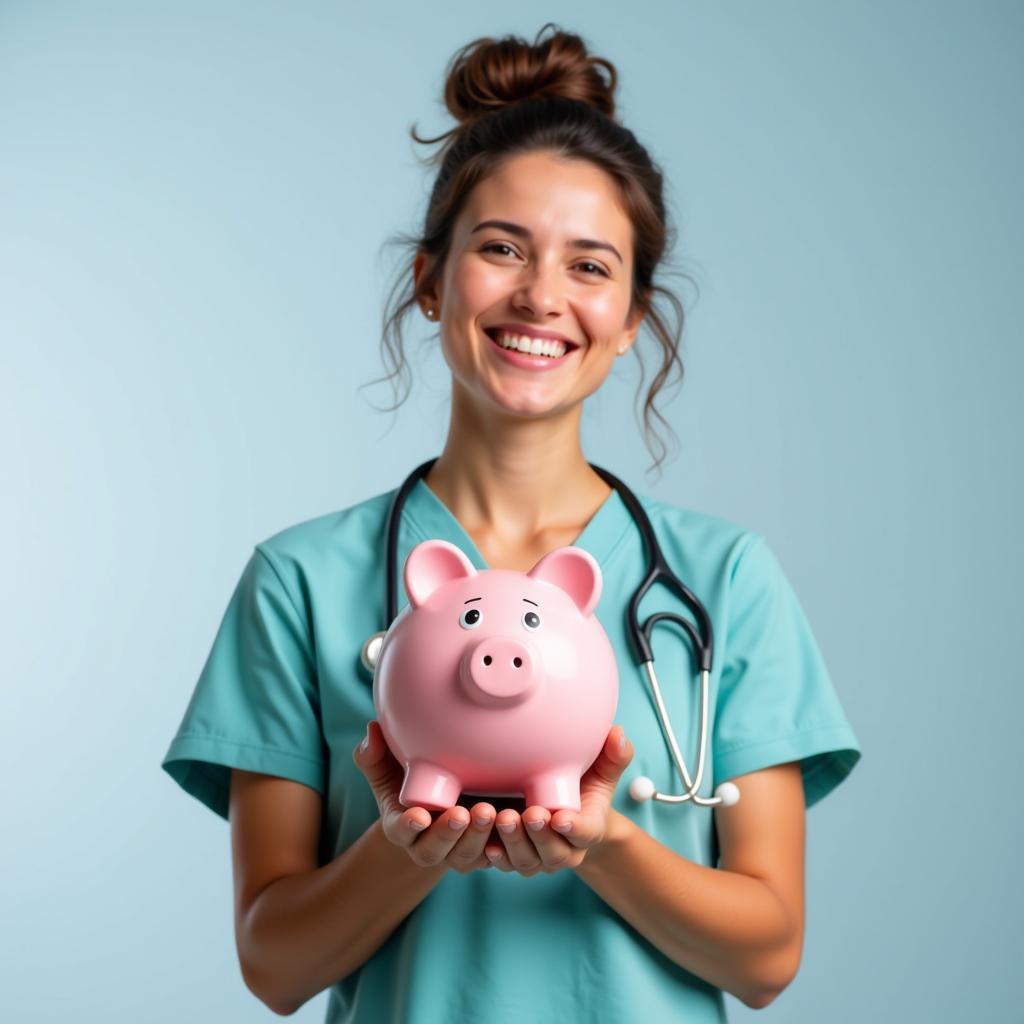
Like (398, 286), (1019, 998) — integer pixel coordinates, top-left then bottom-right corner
(359, 457), (740, 808)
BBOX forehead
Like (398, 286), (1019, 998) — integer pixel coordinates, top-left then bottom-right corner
(455, 150), (632, 246)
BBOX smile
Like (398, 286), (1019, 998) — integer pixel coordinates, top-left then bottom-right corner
(483, 328), (579, 371)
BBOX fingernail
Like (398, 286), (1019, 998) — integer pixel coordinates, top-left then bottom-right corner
(409, 820), (426, 832)
(449, 817), (467, 830)
(618, 731), (627, 751)
(497, 822), (515, 834)
(526, 819), (544, 832)
(553, 821), (572, 833)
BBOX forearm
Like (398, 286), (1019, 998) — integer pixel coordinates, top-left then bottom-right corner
(573, 810), (798, 1009)
(240, 818), (447, 1015)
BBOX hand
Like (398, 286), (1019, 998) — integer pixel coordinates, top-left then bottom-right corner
(485, 725), (634, 876)
(352, 721), (496, 874)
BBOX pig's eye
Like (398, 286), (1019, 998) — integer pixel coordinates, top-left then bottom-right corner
(521, 610), (541, 631)
(459, 607), (483, 629)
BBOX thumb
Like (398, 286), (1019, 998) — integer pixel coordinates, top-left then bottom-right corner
(583, 725), (634, 795)
(352, 721), (397, 788)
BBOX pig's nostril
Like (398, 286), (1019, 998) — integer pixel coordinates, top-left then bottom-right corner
(483, 655), (492, 666)
(513, 657), (522, 668)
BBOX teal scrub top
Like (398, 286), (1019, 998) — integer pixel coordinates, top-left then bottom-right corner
(161, 478), (862, 1023)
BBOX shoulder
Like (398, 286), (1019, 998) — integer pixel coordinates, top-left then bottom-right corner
(254, 488), (393, 564)
(633, 491), (765, 584)
(244, 488), (396, 603)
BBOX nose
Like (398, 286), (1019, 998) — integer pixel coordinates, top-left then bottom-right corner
(461, 636), (537, 704)
(512, 257), (566, 319)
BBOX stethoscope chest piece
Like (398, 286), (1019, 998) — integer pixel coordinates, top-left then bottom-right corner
(360, 631), (385, 676)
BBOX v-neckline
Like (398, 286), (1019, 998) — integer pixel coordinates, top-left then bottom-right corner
(400, 475), (632, 572)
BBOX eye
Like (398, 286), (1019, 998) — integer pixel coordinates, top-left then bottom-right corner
(575, 261), (608, 277)
(459, 607), (483, 629)
(521, 609), (541, 631)
(481, 242), (518, 258)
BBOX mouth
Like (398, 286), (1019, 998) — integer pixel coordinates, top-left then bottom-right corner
(483, 327), (580, 363)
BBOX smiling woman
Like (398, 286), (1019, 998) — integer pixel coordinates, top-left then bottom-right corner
(161, 20), (861, 1024)
(412, 150), (646, 419)
(369, 28), (688, 480)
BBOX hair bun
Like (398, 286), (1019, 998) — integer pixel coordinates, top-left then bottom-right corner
(442, 23), (617, 125)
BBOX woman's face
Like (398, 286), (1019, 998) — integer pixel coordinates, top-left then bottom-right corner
(416, 150), (644, 421)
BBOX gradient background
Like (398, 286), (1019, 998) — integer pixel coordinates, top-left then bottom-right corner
(2, 2), (1020, 1020)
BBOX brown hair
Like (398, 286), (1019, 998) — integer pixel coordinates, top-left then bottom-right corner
(364, 23), (693, 479)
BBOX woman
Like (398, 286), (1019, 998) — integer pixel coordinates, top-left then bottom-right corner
(161, 24), (861, 1022)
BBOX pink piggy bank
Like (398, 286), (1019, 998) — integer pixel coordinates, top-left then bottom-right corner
(372, 539), (619, 812)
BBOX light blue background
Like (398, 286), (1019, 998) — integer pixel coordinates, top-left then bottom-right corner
(2, 2), (1019, 1020)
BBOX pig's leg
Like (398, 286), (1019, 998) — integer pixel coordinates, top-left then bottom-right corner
(400, 760), (463, 810)
(523, 769), (581, 813)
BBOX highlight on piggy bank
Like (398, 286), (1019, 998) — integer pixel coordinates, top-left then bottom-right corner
(371, 539), (619, 812)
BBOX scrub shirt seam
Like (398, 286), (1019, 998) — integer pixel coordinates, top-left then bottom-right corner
(253, 544), (319, 669)
(401, 511), (432, 545)
(730, 532), (766, 584)
(715, 720), (855, 755)
(598, 510), (636, 571)
(171, 730), (327, 767)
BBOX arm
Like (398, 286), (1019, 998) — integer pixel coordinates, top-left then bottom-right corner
(572, 761), (806, 1009)
(230, 769), (448, 1016)
(233, 721), (507, 1015)
(482, 729), (805, 1006)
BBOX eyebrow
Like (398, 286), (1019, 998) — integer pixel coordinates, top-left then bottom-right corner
(470, 218), (623, 265)
(464, 597), (481, 604)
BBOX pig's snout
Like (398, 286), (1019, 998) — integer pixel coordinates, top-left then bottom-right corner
(461, 636), (537, 703)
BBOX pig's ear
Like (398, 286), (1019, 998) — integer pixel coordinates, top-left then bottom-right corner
(404, 539), (477, 608)
(526, 546), (602, 618)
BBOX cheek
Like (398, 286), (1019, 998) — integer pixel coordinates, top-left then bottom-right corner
(450, 257), (508, 312)
(582, 290), (631, 342)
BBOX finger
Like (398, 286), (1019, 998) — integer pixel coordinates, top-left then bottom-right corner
(484, 841), (512, 870)
(407, 806), (472, 868)
(352, 721), (401, 792)
(522, 806), (576, 870)
(548, 808), (596, 850)
(553, 728), (634, 850)
(447, 802), (496, 872)
(352, 722), (427, 832)
(495, 810), (542, 873)
(583, 725), (634, 794)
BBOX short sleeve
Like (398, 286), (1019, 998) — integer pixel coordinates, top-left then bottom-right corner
(161, 546), (327, 821)
(713, 534), (861, 809)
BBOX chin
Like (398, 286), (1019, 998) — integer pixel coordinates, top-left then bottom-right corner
(491, 395), (569, 420)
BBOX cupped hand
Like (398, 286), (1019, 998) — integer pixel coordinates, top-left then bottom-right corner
(484, 725), (634, 877)
(352, 721), (496, 874)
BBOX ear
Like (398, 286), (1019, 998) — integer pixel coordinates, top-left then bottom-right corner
(621, 298), (647, 348)
(526, 546), (602, 618)
(413, 250), (439, 313)
(404, 539), (477, 608)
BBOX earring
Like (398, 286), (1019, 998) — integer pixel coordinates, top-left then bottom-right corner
(617, 346), (627, 355)
(425, 307), (436, 320)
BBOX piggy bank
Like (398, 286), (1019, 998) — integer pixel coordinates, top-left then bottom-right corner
(372, 539), (619, 812)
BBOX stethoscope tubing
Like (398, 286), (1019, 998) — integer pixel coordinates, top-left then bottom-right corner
(368, 457), (739, 808)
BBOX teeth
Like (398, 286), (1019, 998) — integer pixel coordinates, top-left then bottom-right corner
(493, 330), (567, 359)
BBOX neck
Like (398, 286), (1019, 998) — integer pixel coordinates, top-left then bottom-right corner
(424, 383), (611, 543)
